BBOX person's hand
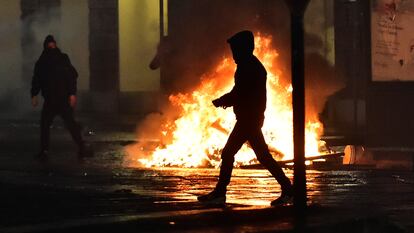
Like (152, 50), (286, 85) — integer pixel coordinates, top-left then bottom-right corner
(212, 98), (227, 109)
(69, 95), (77, 108)
(31, 96), (39, 108)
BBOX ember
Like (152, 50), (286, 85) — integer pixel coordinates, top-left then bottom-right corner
(131, 33), (325, 168)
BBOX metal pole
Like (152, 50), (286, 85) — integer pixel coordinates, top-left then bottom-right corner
(285, 0), (310, 211)
(159, 0), (164, 39)
(158, 0), (164, 110)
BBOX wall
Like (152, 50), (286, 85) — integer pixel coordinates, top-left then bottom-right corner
(119, 0), (160, 92)
(371, 0), (414, 82)
(366, 1), (414, 147)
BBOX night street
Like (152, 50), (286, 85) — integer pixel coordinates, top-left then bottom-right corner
(2, 0), (414, 232)
(0, 118), (413, 232)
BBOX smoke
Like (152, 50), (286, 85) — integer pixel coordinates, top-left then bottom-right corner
(0, 2), (88, 116)
(304, 0), (345, 120)
(159, 0), (291, 94)
(158, 0), (343, 115)
(157, 0), (345, 116)
(0, 4), (25, 114)
(0, 5), (59, 115)
(0, 40), (20, 112)
(124, 99), (181, 166)
(126, 0), (346, 166)
(305, 52), (345, 121)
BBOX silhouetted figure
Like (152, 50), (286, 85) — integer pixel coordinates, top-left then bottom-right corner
(197, 31), (293, 205)
(31, 35), (88, 161)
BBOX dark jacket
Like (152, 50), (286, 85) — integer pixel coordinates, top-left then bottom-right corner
(31, 48), (78, 104)
(217, 55), (267, 123)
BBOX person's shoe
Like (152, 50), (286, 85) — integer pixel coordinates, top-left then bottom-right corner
(197, 189), (226, 205)
(35, 150), (49, 162)
(271, 192), (293, 206)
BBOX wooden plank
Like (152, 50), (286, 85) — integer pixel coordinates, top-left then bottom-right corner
(240, 152), (344, 169)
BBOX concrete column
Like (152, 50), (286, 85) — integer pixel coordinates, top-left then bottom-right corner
(88, 0), (119, 113)
(60, 0), (89, 92)
(334, 0), (370, 140)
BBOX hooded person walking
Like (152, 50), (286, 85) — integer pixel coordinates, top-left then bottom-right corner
(197, 31), (293, 206)
(31, 35), (89, 161)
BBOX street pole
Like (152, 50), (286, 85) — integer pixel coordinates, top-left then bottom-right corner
(159, 0), (164, 40)
(284, 0), (310, 211)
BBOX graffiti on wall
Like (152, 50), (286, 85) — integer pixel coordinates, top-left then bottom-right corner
(371, 0), (414, 81)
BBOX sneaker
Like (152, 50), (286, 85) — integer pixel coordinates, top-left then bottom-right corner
(35, 150), (49, 162)
(271, 192), (293, 206)
(197, 190), (226, 205)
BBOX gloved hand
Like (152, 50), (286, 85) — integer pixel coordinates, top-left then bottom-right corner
(69, 95), (77, 108)
(31, 96), (39, 107)
(212, 98), (228, 109)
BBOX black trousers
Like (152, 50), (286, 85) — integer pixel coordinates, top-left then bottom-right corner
(40, 102), (84, 152)
(216, 120), (292, 193)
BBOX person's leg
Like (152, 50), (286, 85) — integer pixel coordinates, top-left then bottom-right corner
(40, 103), (56, 154)
(59, 105), (84, 151)
(198, 122), (247, 203)
(215, 122), (248, 193)
(248, 127), (292, 194)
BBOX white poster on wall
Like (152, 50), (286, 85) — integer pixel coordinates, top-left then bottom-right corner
(371, 0), (414, 81)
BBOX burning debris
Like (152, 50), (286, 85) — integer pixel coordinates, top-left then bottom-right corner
(126, 33), (326, 168)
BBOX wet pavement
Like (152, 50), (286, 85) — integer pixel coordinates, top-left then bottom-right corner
(1, 117), (414, 232)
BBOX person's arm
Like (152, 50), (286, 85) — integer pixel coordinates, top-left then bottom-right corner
(64, 54), (78, 107)
(30, 62), (41, 107)
(213, 87), (236, 108)
(64, 54), (78, 96)
(213, 67), (245, 108)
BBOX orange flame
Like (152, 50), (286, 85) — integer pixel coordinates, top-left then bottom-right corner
(137, 33), (324, 168)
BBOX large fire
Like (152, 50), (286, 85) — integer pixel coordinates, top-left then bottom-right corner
(133, 33), (324, 168)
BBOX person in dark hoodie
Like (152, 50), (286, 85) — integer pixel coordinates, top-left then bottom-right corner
(197, 31), (293, 206)
(31, 35), (87, 161)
